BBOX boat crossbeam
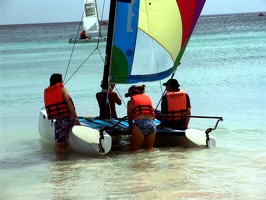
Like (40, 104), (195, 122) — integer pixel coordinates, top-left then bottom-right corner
(156, 114), (223, 148)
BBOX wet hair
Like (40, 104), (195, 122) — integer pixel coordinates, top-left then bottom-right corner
(125, 84), (145, 97)
(50, 73), (62, 86)
(172, 84), (179, 91)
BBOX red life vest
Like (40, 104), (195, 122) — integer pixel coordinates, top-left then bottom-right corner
(80, 31), (86, 39)
(131, 94), (155, 120)
(165, 90), (187, 122)
(44, 83), (70, 120)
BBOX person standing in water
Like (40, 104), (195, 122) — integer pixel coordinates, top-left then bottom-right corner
(125, 85), (156, 152)
(44, 73), (80, 154)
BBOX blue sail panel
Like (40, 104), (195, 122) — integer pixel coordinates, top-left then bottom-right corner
(110, 0), (140, 83)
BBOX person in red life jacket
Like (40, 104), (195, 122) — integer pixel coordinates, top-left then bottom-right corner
(96, 80), (122, 119)
(44, 73), (80, 154)
(80, 30), (91, 39)
(159, 79), (191, 129)
(125, 85), (156, 152)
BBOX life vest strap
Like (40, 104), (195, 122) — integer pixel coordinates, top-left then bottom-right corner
(165, 109), (187, 122)
(45, 102), (70, 119)
(132, 105), (154, 119)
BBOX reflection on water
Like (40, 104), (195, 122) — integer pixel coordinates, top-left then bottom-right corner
(24, 147), (263, 199)
(1, 135), (265, 199)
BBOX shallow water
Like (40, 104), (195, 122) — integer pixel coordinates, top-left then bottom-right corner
(1, 13), (266, 199)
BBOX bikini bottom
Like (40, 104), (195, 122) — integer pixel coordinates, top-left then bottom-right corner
(134, 119), (155, 136)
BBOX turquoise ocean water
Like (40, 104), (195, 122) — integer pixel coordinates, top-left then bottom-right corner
(1, 13), (266, 199)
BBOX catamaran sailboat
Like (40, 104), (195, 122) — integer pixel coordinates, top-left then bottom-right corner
(39, 0), (223, 155)
(69, 0), (107, 43)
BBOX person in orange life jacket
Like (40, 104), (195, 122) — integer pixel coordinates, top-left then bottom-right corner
(80, 30), (91, 39)
(159, 79), (191, 129)
(125, 85), (156, 152)
(44, 73), (80, 154)
(96, 80), (122, 119)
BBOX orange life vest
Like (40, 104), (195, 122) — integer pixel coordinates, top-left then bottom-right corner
(131, 94), (155, 120)
(44, 83), (71, 120)
(165, 90), (187, 122)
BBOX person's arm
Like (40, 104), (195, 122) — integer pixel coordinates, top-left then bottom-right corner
(96, 92), (101, 107)
(161, 95), (167, 113)
(61, 87), (80, 125)
(184, 94), (191, 128)
(115, 93), (122, 105)
(127, 100), (134, 130)
(184, 107), (191, 129)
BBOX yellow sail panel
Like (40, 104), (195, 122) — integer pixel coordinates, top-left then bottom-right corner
(138, 0), (182, 61)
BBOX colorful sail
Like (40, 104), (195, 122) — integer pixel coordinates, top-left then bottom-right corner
(109, 0), (205, 83)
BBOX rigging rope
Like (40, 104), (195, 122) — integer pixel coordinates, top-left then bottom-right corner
(64, 47), (101, 84)
(64, 8), (84, 83)
(64, 0), (106, 85)
(155, 68), (178, 111)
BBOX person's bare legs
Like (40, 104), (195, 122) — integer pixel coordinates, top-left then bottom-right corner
(144, 130), (156, 150)
(55, 143), (63, 154)
(62, 139), (68, 151)
(130, 125), (144, 152)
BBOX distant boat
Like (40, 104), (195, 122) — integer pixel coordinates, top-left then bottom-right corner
(258, 13), (265, 17)
(68, 36), (107, 43)
(69, 0), (107, 43)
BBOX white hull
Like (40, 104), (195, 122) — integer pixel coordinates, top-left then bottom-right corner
(78, 117), (217, 149)
(38, 108), (112, 155)
(155, 133), (216, 148)
(68, 36), (107, 43)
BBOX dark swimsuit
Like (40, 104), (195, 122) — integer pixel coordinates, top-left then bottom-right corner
(134, 119), (155, 136)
